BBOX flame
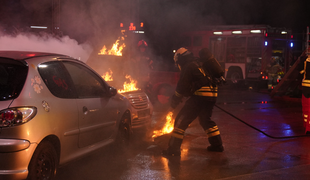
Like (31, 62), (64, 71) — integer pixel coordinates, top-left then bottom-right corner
(118, 75), (140, 93)
(152, 111), (174, 138)
(98, 37), (126, 56)
(102, 69), (113, 81)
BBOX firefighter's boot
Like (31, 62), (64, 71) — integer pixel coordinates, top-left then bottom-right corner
(206, 126), (223, 152)
(207, 135), (224, 152)
(162, 128), (184, 156)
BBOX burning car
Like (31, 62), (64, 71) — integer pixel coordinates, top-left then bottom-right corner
(0, 51), (133, 179)
(87, 38), (153, 132)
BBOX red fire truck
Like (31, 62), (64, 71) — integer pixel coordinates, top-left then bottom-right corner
(177, 25), (294, 84)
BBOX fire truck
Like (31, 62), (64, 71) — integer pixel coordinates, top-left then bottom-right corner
(177, 25), (295, 85)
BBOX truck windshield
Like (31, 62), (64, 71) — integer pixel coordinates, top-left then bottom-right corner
(0, 58), (28, 101)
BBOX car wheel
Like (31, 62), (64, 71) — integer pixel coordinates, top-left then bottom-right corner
(115, 112), (131, 148)
(27, 141), (59, 180)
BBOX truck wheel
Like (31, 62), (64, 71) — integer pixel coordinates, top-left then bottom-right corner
(27, 141), (58, 180)
(156, 84), (173, 105)
(230, 71), (242, 83)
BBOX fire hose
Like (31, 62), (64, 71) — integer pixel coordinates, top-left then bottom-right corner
(215, 104), (310, 139)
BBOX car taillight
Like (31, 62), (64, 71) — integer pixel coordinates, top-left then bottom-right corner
(0, 107), (37, 127)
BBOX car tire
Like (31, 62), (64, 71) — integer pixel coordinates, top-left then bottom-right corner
(115, 112), (131, 149)
(27, 141), (59, 180)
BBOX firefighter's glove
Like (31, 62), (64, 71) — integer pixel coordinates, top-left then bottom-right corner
(171, 94), (182, 109)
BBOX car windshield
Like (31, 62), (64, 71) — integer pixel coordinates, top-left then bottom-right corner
(0, 58), (28, 101)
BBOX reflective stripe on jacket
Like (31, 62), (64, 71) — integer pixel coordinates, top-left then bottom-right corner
(302, 57), (310, 88)
(194, 86), (218, 97)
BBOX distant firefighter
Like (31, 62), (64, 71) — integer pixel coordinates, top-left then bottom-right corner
(266, 58), (282, 91)
(299, 50), (310, 133)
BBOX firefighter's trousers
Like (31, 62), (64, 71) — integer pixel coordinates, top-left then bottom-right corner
(268, 74), (278, 90)
(302, 94), (310, 133)
(168, 95), (222, 152)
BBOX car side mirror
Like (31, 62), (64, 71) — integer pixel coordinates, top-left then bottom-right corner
(108, 86), (117, 97)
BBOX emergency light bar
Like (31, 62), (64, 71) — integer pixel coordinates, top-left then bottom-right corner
(232, 31), (242, 34)
(213, 32), (223, 35)
(250, 30), (261, 33)
(30, 26), (47, 29)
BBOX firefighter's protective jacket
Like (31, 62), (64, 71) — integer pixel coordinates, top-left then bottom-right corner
(175, 56), (217, 101)
(300, 55), (310, 98)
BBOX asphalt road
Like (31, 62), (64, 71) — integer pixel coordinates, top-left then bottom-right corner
(56, 87), (310, 180)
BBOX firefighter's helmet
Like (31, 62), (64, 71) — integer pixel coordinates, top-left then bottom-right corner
(174, 47), (191, 64)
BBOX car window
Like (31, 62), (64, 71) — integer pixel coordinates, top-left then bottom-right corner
(38, 61), (77, 98)
(0, 58), (28, 101)
(63, 61), (108, 98)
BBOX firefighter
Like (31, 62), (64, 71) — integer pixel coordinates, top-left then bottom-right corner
(162, 47), (224, 156)
(136, 40), (153, 71)
(299, 50), (310, 133)
(266, 58), (282, 91)
(135, 40), (154, 101)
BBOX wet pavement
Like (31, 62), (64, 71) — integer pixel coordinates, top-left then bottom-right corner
(56, 87), (310, 180)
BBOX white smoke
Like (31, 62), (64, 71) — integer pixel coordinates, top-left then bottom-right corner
(0, 32), (93, 62)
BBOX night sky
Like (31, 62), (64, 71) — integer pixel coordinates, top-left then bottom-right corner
(0, 0), (310, 56)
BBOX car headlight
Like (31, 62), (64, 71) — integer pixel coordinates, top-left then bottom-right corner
(0, 107), (37, 127)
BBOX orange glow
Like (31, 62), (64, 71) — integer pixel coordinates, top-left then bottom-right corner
(152, 111), (174, 138)
(118, 75), (140, 93)
(140, 22), (144, 27)
(98, 37), (126, 56)
(120, 23), (123, 27)
(102, 69), (113, 81)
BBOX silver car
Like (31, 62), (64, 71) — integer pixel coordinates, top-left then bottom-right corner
(86, 55), (154, 133)
(121, 91), (153, 130)
(0, 51), (133, 180)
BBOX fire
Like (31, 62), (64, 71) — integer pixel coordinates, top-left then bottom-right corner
(102, 68), (113, 81)
(152, 111), (174, 138)
(98, 37), (126, 56)
(118, 75), (140, 93)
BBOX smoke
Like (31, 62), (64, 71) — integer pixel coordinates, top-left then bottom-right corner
(0, 0), (126, 63)
(60, 0), (128, 48)
(0, 32), (93, 62)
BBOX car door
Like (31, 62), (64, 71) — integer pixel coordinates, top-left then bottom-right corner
(62, 61), (118, 148)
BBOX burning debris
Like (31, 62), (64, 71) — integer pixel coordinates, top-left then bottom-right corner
(98, 36), (126, 56)
(152, 111), (174, 138)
